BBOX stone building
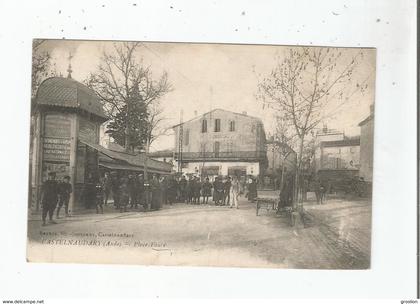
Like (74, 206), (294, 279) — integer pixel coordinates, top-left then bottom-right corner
(313, 126), (360, 189)
(172, 109), (267, 178)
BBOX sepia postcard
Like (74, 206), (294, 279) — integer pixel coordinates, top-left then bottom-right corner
(27, 39), (376, 269)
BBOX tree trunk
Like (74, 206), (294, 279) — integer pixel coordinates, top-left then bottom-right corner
(293, 136), (305, 209)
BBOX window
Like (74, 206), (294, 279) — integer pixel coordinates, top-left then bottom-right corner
(214, 119), (221, 132)
(201, 119), (207, 133)
(229, 120), (235, 132)
(184, 129), (189, 146)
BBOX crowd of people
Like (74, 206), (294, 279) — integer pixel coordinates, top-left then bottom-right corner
(39, 171), (259, 226)
(99, 173), (259, 211)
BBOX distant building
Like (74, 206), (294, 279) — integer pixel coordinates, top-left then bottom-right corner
(314, 126), (360, 188)
(358, 106), (374, 182)
(317, 138), (360, 170)
(148, 149), (177, 172)
(172, 109), (267, 178)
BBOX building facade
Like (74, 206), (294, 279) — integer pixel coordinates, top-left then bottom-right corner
(172, 109), (267, 178)
(312, 126), (361, 190)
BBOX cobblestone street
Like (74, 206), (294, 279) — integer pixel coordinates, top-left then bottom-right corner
(27, 193), (371, 269)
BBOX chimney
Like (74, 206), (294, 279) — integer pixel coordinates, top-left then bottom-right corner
(194, 110), (198, 117)
(242, 111), (247, 115)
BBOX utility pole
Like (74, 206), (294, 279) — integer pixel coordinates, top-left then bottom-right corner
(143, 126), (150, 210)
(177, 110), (183, 174)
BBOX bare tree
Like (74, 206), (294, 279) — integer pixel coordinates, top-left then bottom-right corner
(86, 42), (172, 152)
(258, 47), (368, 208)
(31, 39), (56, 100)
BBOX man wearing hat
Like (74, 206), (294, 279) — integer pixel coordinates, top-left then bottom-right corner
(41, 172), (59, 226)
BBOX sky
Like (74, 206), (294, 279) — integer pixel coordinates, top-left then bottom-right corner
(36, 40), (376, 152)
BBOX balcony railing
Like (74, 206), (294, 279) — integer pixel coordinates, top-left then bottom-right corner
(174, 151), (267, 161)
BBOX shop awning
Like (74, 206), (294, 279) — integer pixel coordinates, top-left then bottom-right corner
(99, 162), (143, 172)
(80, 140), (172, 175)
(99, 162), (169, 174)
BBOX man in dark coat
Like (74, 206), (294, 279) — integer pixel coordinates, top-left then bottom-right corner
(119, 177), (130, 212)
(127, 174), (137, 208)
(166, 175), (176, 205)
(179, 175), (187, 203)
(194, 177), (202, 204)
(213, 177), (224, 206)
(160, 176), (168, 206)
(56, 175), (72, 218)
(187, 176), (195, 203)
(247, 178), (258, 202)
(201, 177), (212, 204)
(150, 174), (161, 210)
(223, 176), (232, 205)
(41, 172), (59, 226)
(102, 172), (112, 205)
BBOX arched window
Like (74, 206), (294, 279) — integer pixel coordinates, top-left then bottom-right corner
(229, 120), (235, 132)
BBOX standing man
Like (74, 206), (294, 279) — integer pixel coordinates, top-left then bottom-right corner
(119, 177), (129, 212)
(213, 176), (224, 206)
(160, 176), (168, 206)
(102, 172), (112, 205)
(193, 176), (201, 204)
(150, 174), (161, 211)
(179, 175), (187, 203)
(56, 175), (72, 218)
(247, 177), (258, 202)
(41, 172), (59, 226)
(201, 177), (212, 204)
(315, 178), (325, 205)
(95, 180), (104, 214)
(166, 175), (175, 205)
(187, 176), (195, 204)
(127, 174), (137, 209)
(223, 176), (232, 206)
(229, 176), (240, 209)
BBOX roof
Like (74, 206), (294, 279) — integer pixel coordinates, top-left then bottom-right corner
(148, 149), (174, 158)
(321, 137), (360, 148)
(80, 140), (172, 174)
(172, 108), (263, 128)
(35, 77), (108, 121)
(358, 114), (374, 126)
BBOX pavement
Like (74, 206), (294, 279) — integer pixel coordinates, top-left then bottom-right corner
(27, 192), (371, 269)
